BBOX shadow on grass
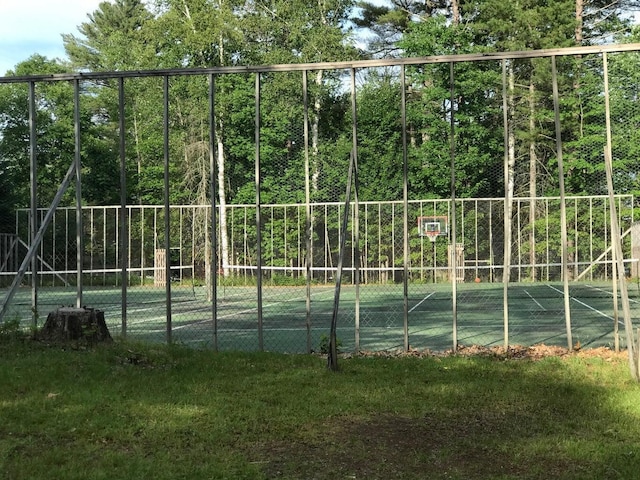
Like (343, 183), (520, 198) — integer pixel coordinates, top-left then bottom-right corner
(249, 354), (640, 480)
(0, 340), (638, 480)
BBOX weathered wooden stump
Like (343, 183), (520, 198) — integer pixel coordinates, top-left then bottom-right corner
(40, 307), (112, 344)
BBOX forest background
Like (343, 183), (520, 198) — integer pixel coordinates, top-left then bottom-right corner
(1, 0), (640, 279)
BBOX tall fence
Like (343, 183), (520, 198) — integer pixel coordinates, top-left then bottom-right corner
(6, 195), (636, 288)
(1, 43), (640, 353)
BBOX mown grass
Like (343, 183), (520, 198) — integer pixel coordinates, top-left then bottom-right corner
(1, 336), (640, 479)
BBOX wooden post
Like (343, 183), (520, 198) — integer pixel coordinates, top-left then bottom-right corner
(448, 243), (465, 283)
(155, 248), (167, 287)
(630, 222), (640, 279)
(603, 53), (638, 380)
(0, 234), (19, 273)
(551, 55), (573, 350)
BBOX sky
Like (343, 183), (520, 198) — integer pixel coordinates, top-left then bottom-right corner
(1, 1), (637, 77)
(0, 0), (104, 76)
(0, 0), (393, 77)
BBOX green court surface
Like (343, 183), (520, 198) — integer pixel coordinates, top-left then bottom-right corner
(3, 280), (638, 353)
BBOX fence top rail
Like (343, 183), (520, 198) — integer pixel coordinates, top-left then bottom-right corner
(2, 43), (640, 84)
(14, 194), (635, 212)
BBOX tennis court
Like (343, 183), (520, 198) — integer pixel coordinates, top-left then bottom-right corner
(4, 280), (636, 353)
(3, 44), (640, 361)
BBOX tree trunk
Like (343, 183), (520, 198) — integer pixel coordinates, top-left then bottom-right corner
(39, 307), (112, 344)
(529, 82), (537, 281)
(311, 70), (323, 192)
(504, 61), (516, 285)
(216, 26), (231, 278)
(133, 109), (142, 203)
(507, 66), (516, 195)
(216, 126), (231, 277)
(575, 0), (584, 45)
(451, 0), (460, 25)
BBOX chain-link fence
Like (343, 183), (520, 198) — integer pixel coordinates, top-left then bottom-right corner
(1, 44), (640, 353)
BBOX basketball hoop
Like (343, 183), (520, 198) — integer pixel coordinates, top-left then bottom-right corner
(425, 229), (440, 243)
(420, 220), (442, 242)
(418, 216), (447, 243)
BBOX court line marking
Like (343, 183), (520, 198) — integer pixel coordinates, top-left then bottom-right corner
(523, 289), (546, 311)
(131, 289), (436, 333)
(585, 284), (640, 304)
(123, 288), (339, 331)
(409, 292), (436, 313)
(547, 285), (616, 322)
(110, 288), (487, 330)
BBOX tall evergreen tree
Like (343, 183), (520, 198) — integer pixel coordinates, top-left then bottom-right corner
(63, 0), (155, 72)
(354, 0), (452, 56)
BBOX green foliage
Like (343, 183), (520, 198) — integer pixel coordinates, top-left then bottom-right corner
(0, 318), (26, 343)
(0, 56), (80, 208)
(63, 0), (155, 71)
(399, 16), (507, 199)
(1, 0), (640, 289)
(318, 333), (342, 354)
(265, 273), (308, 287)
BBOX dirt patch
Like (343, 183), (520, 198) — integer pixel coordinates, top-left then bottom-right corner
(343, 344), (627, 361)
(253, 346), (623, 478)
(250, 413), (588, 479)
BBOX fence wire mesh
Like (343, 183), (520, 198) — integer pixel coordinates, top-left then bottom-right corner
(1, 46), (640, 353)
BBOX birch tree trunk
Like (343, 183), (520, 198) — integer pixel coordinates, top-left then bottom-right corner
(505, 61), (516, 284)
(575, 0), (584, 45)
(216, 21), (231, 277)
(311, 70), (323, 192)
(528, 82), (537, 281)
(451, 0), (460, 25)
(216, 125), (231, 277)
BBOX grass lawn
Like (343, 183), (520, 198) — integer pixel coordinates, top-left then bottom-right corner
(1, 335), (640, 479)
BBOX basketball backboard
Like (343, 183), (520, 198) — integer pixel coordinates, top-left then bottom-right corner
(418, 216), (448, 239)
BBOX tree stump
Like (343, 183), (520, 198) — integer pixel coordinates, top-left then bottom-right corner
(40, 307), (112, 344)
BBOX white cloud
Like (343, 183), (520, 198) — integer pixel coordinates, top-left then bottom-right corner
(0, 0), (104, 75)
